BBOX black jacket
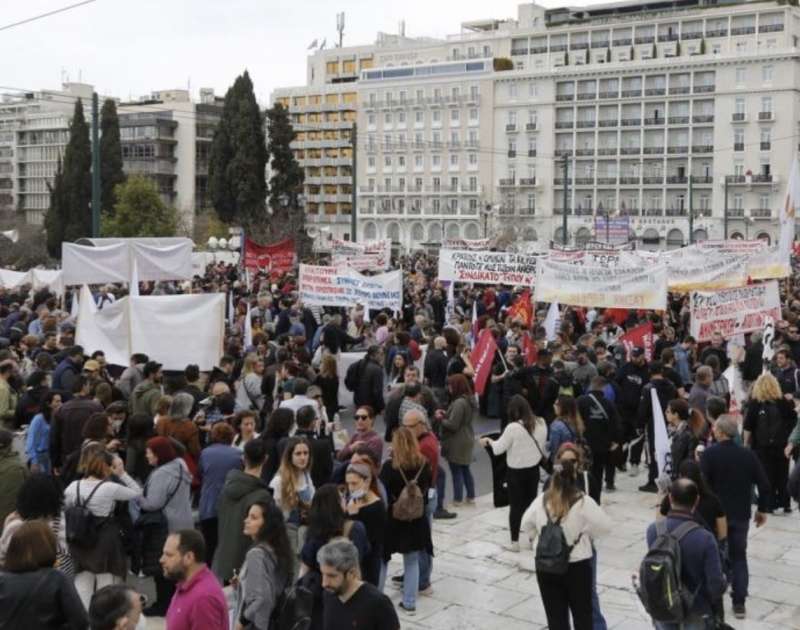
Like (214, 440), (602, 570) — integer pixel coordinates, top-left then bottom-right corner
(423, 348), (448, 389)
(701, 440), (770, 521)
(577, 390), (621, 453)
(637, 377), (678, 431)
(616, 361), (649, 412)
(0, 568), (88, 629)
(353, 359), (385, 414)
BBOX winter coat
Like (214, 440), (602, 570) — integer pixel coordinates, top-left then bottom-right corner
(129, 380), (162, 417)
(0, 567), (88, 629)
(670, 423), (699, 479)
(198, 443), (243, 521)
(440, 396), (476, 466)
(139, 458), (194, 531)
(212, 469), (273, 583)
(352, 358), (385, 414)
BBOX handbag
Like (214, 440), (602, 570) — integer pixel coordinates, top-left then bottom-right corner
(135, 474), (183, 575)
(527, 424), (552, 474)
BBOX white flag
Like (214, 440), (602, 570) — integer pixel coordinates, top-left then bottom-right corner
(445, 282), (455, 323)
(652, 387), (672, 479)
(129, 258), (140, 297)
(543, 301), (561, 342)
(780, 155), (799, 261)
(228, 291), (235, 328)
(244, 301), (253, 349)
(70, 290), (80, 319)
(362, 305), (371, 323)
(762, 315), (775, 367)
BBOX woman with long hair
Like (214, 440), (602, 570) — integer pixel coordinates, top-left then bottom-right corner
(236, 353), (266, 413)
(666, 399), (708, 478)
(343, 462), (386, 586)
(260, 408), (294, 485)
(522, 457), (612, 630)
(125, 413), (155, 483)
(743, 372), (797, 513)
(24, 390), (61, 474)
(438, 373), (477, 505)
(63, 447), (142, 609)
(315, 353), (340, 424)
(269, 437), (315, 555)
(549, 395), (585, 463)
(233, 410), (261, 449)
(480, 395), (548, 552)
(379, 427), (432, 616)
(388, 352), (408, 390)
(234, 500), (294, 630)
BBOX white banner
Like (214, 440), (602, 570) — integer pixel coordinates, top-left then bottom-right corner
(299, 264), (402, 311)
(442, 238), (491, 251)
(661, 248), (747, 292)
(330, 238), (391, 271)
(437, 249), (539, 286)
(690, 281), (782, 342)
(535, 258), (668, 310)
(652, 387), (672, 479)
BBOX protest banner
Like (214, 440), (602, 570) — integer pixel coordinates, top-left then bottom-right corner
(534, 258), (668, 310)
(661, 248), (747, 292)
(620, 322), (654, 361)
(442, 238), (491, 251)
(470, 328), (498, 395)
(298, 264), (402, 311)
(652, 388), (672, 479)
(548, 248), (642, 269)
(593, 216), (630, 245)
(242, 237), (295, 274)
(331, 238), (391, 271)
(690, 281), (781, 342)
(438, 249), (539, 286)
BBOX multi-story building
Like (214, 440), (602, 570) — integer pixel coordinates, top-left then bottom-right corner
(118, 88), (224, 232)
(274, 0), (799, 250)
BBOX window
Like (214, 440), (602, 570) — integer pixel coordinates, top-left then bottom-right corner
(508, 139), (517, 153)
(368, 113), (376, 128)
(397, 155), (406, 169)
(415, 111), (424, 125)
(529, 82), (538, 97)
(399, 90), (407, 103)
(384, 112), (392, 125)
(528, 194), (535, 210)
(762, 65), (774, 82)
(415, 89), (424, 102)
(450, 176), (459, 190)
(528, 109), (537, 124)
(450, 131), (459, 144)
(734, 128), (744, 149)
(384, 155), (392, 168)
(432, 131), (441, 146)
(469, 109), (479, 124)
(369, 93), (376, 105)
(761, 128), (771, 145)
(735, 98), (745, 115)
(735, 67), (746, 86)
(733, 193), (743, 210)
(451, 86), (460, 99)
(508, 110), (517, 125)
(432, 154), (441, 168)
(468, 130), (478, 145)
(398, 111), (406, 125)
(761, 96), (773, 113)
(509, 83), (518, 99)
(759, 193), (770, 209)
(450, 109), (460, 123)
(367, 156), (376, 170)
(414, 132), (423, 146)
(468, 153), (478, 168)
(470, 85), (479, 100)
(734, 161), (744, 176)
(414, 155), (423, 170)
(432, 110), (441, 125)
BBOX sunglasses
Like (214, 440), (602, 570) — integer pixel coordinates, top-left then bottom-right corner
(355, 415), (369, 420)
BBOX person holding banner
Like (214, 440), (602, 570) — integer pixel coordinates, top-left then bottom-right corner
(636, 362), (677, 493)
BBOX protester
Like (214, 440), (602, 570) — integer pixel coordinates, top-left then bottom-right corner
(337, 405), (383, 464)
(0, 429), (27, 532)
(24, 390), (61, 473)
(88, 584), (144, 630)
(548, 395), (585, 464)
(343, 461), (386, 586)
(129, 361), (163, 417)
(270, 437), (315, 555)
(49, 375), (104, 473)
(232, 409), (260, 449)
(576, 376), (622, 498)
(666, 399), (707, 478)
(437, 373), (477, 506)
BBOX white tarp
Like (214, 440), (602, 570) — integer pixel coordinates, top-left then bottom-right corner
(0, 269), (29, 288)
(299, 264), (402, 311)
(76, 289), (225, 370)
(62, 238), (193, 286)
(0, 268), (64, 294)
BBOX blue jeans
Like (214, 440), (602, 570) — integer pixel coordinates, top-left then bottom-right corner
(654, 619), (712, 630)
(450, 462), (475, 502)
(419, 488), (436, 589)
(402, 551), (420, 608)
(727, 518), (750, 605)
(591, 547), (607, 630)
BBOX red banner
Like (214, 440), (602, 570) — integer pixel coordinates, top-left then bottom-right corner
(522, 334), (538, 366)
(243, 238), (295, 274)
(619, 322), (654, 362)
(470, 328), (498, 395)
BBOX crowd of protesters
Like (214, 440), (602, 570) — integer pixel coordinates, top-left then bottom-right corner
(0, 252), (797, 629)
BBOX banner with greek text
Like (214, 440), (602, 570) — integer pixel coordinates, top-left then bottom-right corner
(534, 258), (668, 310)
(330, 238), (391, 271)
(689, 281), (781, 342)
(437, 249), (539, 286)
(298, 264), (402, 311)
(661, 248), (747, 292)
(442, 238), (491, 251)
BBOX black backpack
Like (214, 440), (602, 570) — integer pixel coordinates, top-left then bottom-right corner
(535, 503), (583, 576)
(344, 359), (362, 392)
(271, 569), (316, 630)
(637, 520), (699, 623)
(65, 480), (108, 547)
(755, 402), (784, 448)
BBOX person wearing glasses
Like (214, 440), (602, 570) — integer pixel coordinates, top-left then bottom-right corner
(336, 406), (383, 464)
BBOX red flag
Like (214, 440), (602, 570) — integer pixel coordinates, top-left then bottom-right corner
(469, 328), (498, 395)
(522, 334), (538, 366)
(508, 290), (533, 327)
(619, 322), (654, 362)
(243, 237), (296, 274)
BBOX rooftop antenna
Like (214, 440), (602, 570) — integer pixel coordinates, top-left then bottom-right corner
(336, 12), (345, 48)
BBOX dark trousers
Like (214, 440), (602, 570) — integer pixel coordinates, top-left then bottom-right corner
(757, 447), (789, 511)
(727, 519), (750, 605)
(200, 518), (218, 571)
(151, 572), (176, 614)
(436, 464), (447, 511)
(507, 465), (539, 542)
(588, 451), (608, 504)
(536, 558), (594, 630)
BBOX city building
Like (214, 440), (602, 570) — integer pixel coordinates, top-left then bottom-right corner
(273, 0), (799, 250)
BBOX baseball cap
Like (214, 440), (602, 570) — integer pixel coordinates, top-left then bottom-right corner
(83, 359), (101, 373)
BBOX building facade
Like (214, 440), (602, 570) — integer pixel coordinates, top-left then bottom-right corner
(273, 0), (800, 250)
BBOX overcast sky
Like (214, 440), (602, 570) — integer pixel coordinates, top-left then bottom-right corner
(0, 0), (607, 105)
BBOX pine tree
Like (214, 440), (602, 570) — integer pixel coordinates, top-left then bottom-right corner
(208, 70), (268, 228)
(100, 98), (125, 215)
(101, 175), (177, 237)
(44, 157), (67, 258)
(62, 98), (92, 242)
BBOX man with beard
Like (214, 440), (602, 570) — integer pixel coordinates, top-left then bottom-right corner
(319, 540), (399, 630)
(129, 361), (163, 417)
(160, 530), (228, 629)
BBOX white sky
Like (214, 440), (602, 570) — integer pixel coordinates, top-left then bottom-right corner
(1, 0), (608, 105)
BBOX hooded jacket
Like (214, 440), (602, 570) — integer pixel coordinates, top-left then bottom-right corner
(129, 379), (162, 417)
(212, 469), (273, 583)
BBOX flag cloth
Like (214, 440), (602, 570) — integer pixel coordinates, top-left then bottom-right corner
(620, 322), (654, 361)
(762, 315), (775, 367)
(129, 258), (140, 297)
(508, 290), (533, 327)
(244, 301), (253, 349)
(70, 290), (80, 319)
(228, 291), (235, 328)
(543, 301), (560, 342)
(471, 300), (478, 349)
(470, 328), (498, 395)
(652, 387), (672, 479)
(242, 237), (296, 275)
(780, 155), (799, 262)
(522, 334), (538, 366)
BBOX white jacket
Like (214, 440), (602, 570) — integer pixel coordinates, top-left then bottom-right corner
(488, 420), (548, 469)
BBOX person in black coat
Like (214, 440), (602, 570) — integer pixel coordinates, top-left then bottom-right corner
(352, 347), (385, 415)
(577, 376), (622, 498)
(515, 349), (560, 422)
(636, 361), (677, 492)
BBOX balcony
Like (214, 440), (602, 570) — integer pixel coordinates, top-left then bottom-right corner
(645, 88), (666, 96)
(613, 38), (633, 46)
(635, 36), (655, 44)
(751, 208), (773, 218)
(667, 176), (688, 184)
(577, 120), (596, 128)
(759, 24), (784, 33)
(681, 31), (703, 40)
(520, 206), (536, 216)
(531, 46), (548, 54)
(599, 119), (617, 127)
(643, 176), (664, 184)
(728, 208), (745, 217)
(620, 207), (640, 216)
(519, 177), (537, 186)
(570, 42), (590, 50)
(734, 143), (744, 152)
(692, 176), (713, 184)
(645, 117), (665, 125)
(752, 174), (773, 183)
(621, 147), (642, 155)
(574, 177), (595, 185)
(556, 93), (575, 101)
(597, 177), (617, 185)
(761, 142), (771, 151)
(693, 114), (714, 124)
(622, 89), (642, 98)
(620, 176), (640, 184)
(599, 91), (619, 99)
(506, 124), (517, 132)
(666, 208), (687, 217)
(577, 92), (597, 101)
(669, 86), (691, 95)
(553, 207), (570, 214)
(555, 149), (574, 157)
(667, 146), (689, 154)
(726, 175), (746, 183)
(692, 145), (713, 153)
(507, 150), (517, 158)
(621, 118), (642, 126)
(642, 147), (664, 154)
(526, 122), (537, 131)
(592, 40), (610, 48)
(731, 113), (746, 122)
(597, 147), (618, 155)
(645, 208), (663, 216)
(694, 85), (715, 94)
(575, 148), (595, 156)
(553, 178), (572, 186)
(706, 29), (727, 37)
(511, 48), (529, 56)
(555, 121), (574, 129)
(731, 26), (756, 35)
(658, 33), (679, 42)
(550, 44), (568, 52)
(574, 207), (594, 216)
(498, 178), (516, 187)
(759, 112), (774, 121)
(668, 116), (690, 125)
(527, 149), (537, 158)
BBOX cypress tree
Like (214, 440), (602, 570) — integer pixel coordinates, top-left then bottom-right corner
(100, 98), (125, 215)
(62, 98), (92, 242)
(44, 157), (66, 258)
(208, 70), (268, 227)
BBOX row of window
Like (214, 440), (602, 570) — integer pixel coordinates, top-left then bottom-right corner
(367, 152), (481, 171)
(365, 84), (480, 106)
(367, 108), (480, 129)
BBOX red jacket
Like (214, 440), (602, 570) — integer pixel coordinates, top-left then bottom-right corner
(417, 431), (440, 484)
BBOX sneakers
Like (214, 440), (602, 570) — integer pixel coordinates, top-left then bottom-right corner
(391, 575), (404, 586)
(451, 500), (464, 507)
(419, 584), (433, 596)
(638, 482), (658, 493)
(628, 463), (640, 477)
(465, 497), (476, 505)
(605, 483), (616, 492)
(505, 541), (521, 553)
(433, 508), (457, 520)
(733, 603), (746, 619)
(398, 602), (417, 616)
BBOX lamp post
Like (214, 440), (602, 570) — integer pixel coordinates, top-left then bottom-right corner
(562, 154), (569, 245)
(687, 174), (694, 244)
(723, 176), (729, 240)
